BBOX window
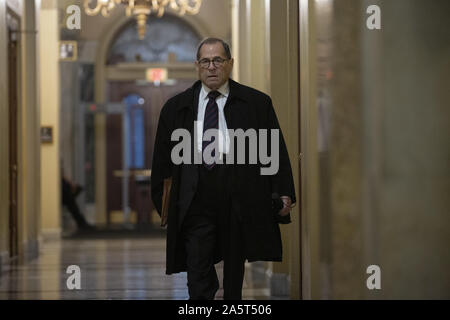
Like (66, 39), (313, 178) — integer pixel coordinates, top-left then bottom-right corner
(107, 14), (201, 65)
(124, 94), (146, 169)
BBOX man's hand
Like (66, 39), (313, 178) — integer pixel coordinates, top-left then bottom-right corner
(278, 196), (293, 216)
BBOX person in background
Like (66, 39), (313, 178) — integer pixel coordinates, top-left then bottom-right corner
(62, 174), (94, 232)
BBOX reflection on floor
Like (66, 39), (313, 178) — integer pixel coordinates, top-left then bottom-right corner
(0, 229), (271, 300)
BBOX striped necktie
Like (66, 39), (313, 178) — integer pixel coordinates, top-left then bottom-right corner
(202, 90), (221, 169)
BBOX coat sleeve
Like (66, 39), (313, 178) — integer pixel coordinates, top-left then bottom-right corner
(151, 105), (173, 216)
(265, 98), (297, 204)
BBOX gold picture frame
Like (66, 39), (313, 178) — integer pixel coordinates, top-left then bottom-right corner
(40, 126), (53, 144)
(59, 41), (78, 62)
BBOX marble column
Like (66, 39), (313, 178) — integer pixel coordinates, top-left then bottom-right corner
(307, 0), (450, 299)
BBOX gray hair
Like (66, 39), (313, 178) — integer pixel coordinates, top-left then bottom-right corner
(196, 38), (232, 60)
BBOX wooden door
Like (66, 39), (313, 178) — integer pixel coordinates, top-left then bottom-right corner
(106, 80), (194, 225)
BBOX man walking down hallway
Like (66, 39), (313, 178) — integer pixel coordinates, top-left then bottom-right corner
(151, 38), (296, 300)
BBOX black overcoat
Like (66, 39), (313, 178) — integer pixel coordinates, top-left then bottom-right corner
(151, 79), (296, 275)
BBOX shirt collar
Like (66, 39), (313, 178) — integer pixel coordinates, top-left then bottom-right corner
(176, 79), (248, 113)
(200, 81), (230, 100)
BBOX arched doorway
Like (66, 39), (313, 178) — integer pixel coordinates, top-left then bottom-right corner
(100, 15), (201, 227)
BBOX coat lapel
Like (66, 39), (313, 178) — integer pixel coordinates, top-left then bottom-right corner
(176, 81), (199, 131)
(224, 79), (249, 130)
(175, 82), (201, 230)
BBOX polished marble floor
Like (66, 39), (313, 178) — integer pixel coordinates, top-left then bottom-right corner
(0, 230), (271, 300)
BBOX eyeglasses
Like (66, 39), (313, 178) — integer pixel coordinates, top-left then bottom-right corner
(197, 57), (229, 69)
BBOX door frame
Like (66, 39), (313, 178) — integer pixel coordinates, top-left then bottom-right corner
(6, 7), (21, 260)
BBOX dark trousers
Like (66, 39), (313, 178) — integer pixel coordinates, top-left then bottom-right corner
(182, 165), (246, 300)
(62, 178), (88, 228)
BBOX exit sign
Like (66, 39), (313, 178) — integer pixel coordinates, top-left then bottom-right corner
(146, 68), (168, 84)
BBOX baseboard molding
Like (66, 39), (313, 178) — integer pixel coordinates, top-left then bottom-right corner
(270, 272), (291, 298)
(0, 251), (11, 275)
(248, 262), (292, 299)
(22, 238), (40, 262)
(41, 228), (62, 242)
(0, 240), (40, 275)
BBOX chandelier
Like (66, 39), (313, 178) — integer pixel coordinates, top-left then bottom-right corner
(84, 0), (203, 39)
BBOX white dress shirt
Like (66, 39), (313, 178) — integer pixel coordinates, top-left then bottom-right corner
(196, 82), (230, 158)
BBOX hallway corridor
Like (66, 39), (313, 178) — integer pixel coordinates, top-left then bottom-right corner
(0, 232), (271, 300)
(1, 0), (450, 300)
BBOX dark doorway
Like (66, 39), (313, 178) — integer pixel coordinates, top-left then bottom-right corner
(106, 80), (193, 226)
